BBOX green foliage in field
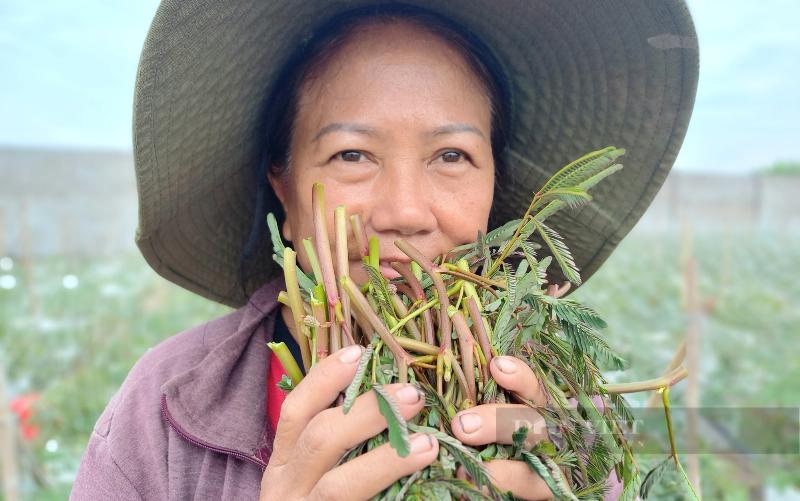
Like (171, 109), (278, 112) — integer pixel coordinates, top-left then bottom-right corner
(1, 228), (798, 499)
(760, 160), (800, 175)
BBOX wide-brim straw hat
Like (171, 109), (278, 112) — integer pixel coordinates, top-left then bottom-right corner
(133, 0), (699, 309)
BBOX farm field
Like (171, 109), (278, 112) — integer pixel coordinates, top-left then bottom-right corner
(1, 228), (798, 500)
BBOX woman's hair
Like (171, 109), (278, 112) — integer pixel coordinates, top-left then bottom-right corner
(239, 3), (511, 300)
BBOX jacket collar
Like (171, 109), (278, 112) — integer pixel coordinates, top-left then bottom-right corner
(160, 276), (286, 468)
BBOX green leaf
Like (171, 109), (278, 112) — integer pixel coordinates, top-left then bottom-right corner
(560, 321), (625, 371)
(344, 343), (374, 414)
(512, 425), (530, 452)
(538, 187), (592, 210)
(417, 479), (491, 501)
(533, 221), (581, 286)
(675, 458), (703, 501)
(608, 393), (636, 430)
(520, 451), (578, 501)
(552, 299), (607, 330)
(266, 212), (285, 260)
(364, 263), (395, 315)
(409, 424), (504, 498)
(577, 162), (623, 192)
(539, 147), (625, 195)
(544, 456), (580, 501)
(484, 218), (523, 247)
(531, 149), (623, 223)
(276, 374), (294, 392)
(374, 384), (411, 457)
(639, 457), (673, 499)
(531, 440), (558, 457)
(393, 470), (424, 501)
(533, 199), (566, 224)
(576, 391), (622, 462)
(267, 213), (316, 291)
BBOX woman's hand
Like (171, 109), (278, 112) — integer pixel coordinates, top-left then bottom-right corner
(259, 345), (439, 501)
(451, 355), (554, 501)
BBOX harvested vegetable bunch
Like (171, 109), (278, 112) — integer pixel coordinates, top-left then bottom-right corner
(267, 146), (692, 501)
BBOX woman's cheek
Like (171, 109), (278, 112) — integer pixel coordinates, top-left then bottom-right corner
(435, 186), (492, 244)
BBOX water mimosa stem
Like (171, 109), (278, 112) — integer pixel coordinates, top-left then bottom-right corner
(389, 282), (462, 335)
(602, 366), (688, 394)
(661, 387), (679, 465)
(341, 277), (413, 383)
(440, 263), (506, 290)
(487, 191), (543, 276)
(389, 292), (421, 341)
(394, 336), (439, 356)
(452, 311), (477, 403)
(312, 183), (343, 351)
(282, 248), (312, 371)
(302, 238), (324, 284)
(390, 262), (436, 345)
(334, 206), (354, 345)
(267, 342), (304, 385)
(394, 239), (451, 349)
(349, 213), (369, 258)
(466, 296), (494, 367)
(310, 297), (328, 362)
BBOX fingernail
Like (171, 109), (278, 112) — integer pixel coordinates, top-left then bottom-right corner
(410, 433), (433, 453)
(338, 345), (363, 363)
(494, 356), (517, 374)
(396, 384), (422, 404)
(458, 412), (482, 433)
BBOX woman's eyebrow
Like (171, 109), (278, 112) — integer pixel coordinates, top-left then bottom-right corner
(429, 123), (486, 140)
(311, 122), (487, 142)
(312, 122), (380, 142)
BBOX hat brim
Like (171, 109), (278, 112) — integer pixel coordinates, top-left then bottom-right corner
(133, 0), (699, 308)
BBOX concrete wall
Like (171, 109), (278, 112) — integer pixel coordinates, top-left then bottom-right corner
(0, 148), (798, 257)
(636, 172), (800, 231)
(0, 148), (137, 256)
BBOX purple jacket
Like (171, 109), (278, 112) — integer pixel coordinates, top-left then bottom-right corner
(71, 276), (624, 500)
(70, 277), (285, 500)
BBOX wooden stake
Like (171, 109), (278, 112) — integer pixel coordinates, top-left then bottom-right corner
(681, 223), (702, 496)
(0, 357), (20, 501)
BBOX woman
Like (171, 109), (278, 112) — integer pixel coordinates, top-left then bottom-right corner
(72, 1), (698, 500)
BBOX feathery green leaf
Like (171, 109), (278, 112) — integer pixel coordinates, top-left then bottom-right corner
(374, 384), (411, 457)
(534, 221), (581, 285)
(344, 344), (374, 413)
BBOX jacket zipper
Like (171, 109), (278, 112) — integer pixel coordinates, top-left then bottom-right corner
(161, 394), (267, 470)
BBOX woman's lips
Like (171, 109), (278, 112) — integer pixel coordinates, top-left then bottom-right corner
(349, 258), (405, 280)
(379, 263), (401, 280)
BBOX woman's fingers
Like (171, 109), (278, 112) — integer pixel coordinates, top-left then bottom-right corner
(286, 382), (426, 496)
(308, 432), (439, 500)
(458, 460), (554, 501)
(451, 356), (549, 446)
(451, 403), (547, 448)
(489, 355), (547, 407)
(269, 344), (365, 466)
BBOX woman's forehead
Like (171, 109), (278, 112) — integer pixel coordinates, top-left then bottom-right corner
(294, 21), (491, 137)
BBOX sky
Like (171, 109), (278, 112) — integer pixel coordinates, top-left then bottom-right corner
(1, 0), (798, 173)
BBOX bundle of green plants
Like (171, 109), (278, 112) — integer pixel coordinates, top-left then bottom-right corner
(267, 147), (695, 500)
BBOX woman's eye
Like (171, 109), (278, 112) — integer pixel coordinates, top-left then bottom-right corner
(440, 150), (468, 163)
(335, 150), (365, 162)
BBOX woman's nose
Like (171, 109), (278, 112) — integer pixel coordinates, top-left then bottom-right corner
(369, 165), (437, 236)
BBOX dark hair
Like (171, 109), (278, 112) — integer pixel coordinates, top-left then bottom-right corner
(239, 3), (511, 300)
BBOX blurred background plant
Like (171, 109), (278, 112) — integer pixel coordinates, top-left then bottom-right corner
(1, 0), (799, 499)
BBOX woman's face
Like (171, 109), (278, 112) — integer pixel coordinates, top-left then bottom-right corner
(269, 21), (495, 284)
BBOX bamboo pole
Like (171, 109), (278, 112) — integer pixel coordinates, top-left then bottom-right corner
(681, 223), (702, 496)
(0, 357), (20, 501)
